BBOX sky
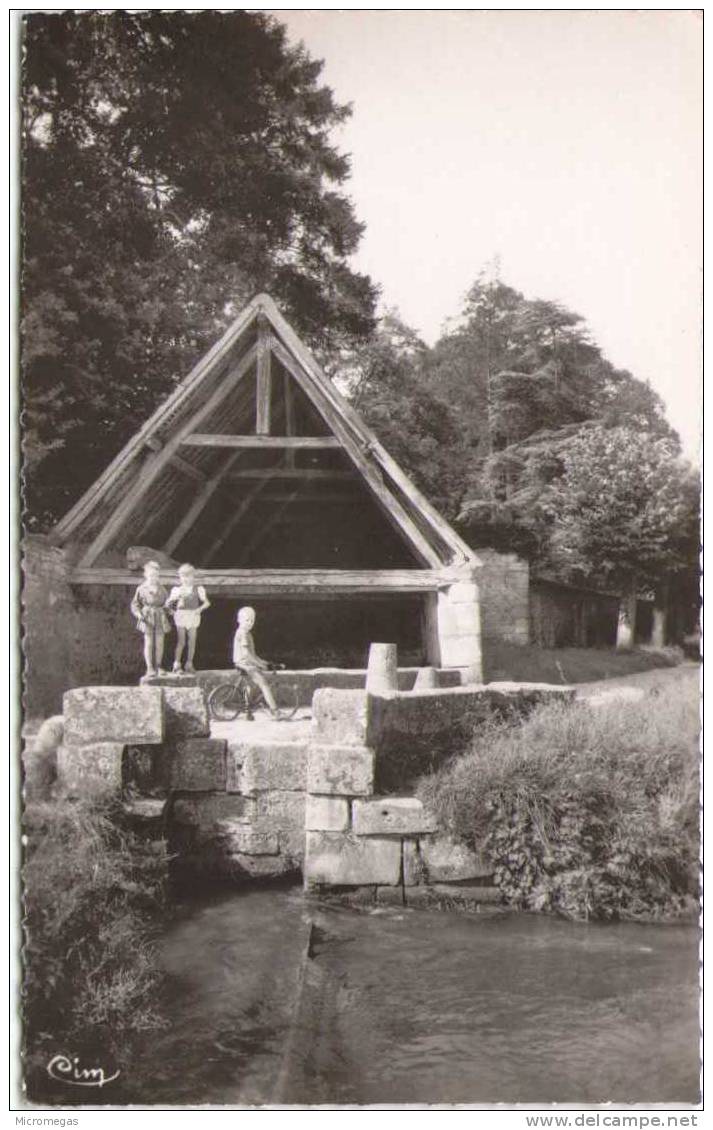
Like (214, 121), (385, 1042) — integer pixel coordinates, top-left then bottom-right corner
(272, 10), (701, 458)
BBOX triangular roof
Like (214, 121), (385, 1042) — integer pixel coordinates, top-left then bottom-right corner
(54, 294), (477, 571)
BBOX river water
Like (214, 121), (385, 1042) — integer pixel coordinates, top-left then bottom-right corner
(119, 887), (700, 1106)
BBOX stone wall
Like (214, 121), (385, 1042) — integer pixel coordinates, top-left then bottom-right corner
(22, 535), (140, 719)
(52, 682), (307, 882)
(474, 549), (530, 646)
(302, 681), (575, 904)
(367, 682), (575, 792)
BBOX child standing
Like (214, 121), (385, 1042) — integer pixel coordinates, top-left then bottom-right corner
(165, 563), (210, 674)
(232, 606), (279, 718)
(130, 560), (171, 680)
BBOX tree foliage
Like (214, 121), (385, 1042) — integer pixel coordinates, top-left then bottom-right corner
(544, 425), (695, 593)
(22, 10), (377, 527)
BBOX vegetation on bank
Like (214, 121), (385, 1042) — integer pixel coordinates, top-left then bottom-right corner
(22, 797), (169, 1095)
(482, 642), (681, 685)
(417, 676), (700, 921)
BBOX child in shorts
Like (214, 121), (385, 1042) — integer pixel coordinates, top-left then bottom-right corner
(165, 563), (210, 674)
(130, 560), (171, 680)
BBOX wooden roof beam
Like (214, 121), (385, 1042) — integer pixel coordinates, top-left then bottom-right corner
(77, 344), (258, 567)
(227, 468), (356, 481)
(169, 453), (208, 483)
(163, 449), (243, 556)
(181, 434), (341, 449)
(69, 567), (446, 593)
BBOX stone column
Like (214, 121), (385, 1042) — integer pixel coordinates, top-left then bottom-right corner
(365, 642), (398, 693)
(424, 573), (483, 683)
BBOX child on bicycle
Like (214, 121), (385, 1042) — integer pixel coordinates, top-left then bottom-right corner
(232, 606), (280, 719)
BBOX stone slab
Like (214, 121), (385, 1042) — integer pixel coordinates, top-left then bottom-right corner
(352, 796), (437, 836)
(230, 742), (307, 794)
(63, 686), (164, 745)
(304, 831), (401, 886)
(420, 834), (493, 882)
(312, 689), (369, 744)
(123, 798), (166, 821)
(162, 686), (210, 740)
(307, 744), (374, 796)
(168, 738), (227, 791)
(216, 822), (279, 856)
(228, 853), (298, 879)
(305, 795), (350, 832)
(431, 883), (502, 905)
(171, 793), (256, 827)
(56, 741), (124, 798)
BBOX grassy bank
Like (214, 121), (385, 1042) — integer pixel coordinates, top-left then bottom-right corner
(417, 676), (700, 921)
(22, 797), (170, 1099)
(482, 643), (681, 685)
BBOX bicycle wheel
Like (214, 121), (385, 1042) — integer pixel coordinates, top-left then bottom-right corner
(208, 683), (241, 721)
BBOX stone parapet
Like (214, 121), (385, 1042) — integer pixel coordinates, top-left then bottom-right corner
(64, 686), (164, 745)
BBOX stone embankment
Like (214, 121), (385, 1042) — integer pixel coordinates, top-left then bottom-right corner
(37, 673), (574, 906)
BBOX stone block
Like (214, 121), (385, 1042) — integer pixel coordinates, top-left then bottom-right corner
(439, 634), (482, 669)
(431, 882), (502, 905)
(216, 822), (279, 856)
(376, 885), (405, 906)
(351, 796), (437, 836)
(304, 832), (401, 886)
(404, 885), (435, 907)
(230, 742), (307, 794)
(420, 834), (493, 882)
(305, 795), (350, 832)
(56, 741), (124, 798)
(403, 838), (426, 886)
(312, 689), (369, 745)
(63, 686), (164, 745)
(162, 686), (210, 740)
(168, 738), (227, 791)
(255, 791), (306, 858)
(228, 853), (297, 879)
(447, 582), (480, 605)
(307, 744), (374, 796)
(171, 793), (256, 827)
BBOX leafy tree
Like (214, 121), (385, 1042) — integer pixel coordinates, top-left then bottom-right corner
(543, 425), (696, 646)
(21, 10), (377, 528)
(440, 274), (678, 561)
(338, 312), (469, 520)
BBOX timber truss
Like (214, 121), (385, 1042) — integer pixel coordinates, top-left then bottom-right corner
(54, 294), (478, 593)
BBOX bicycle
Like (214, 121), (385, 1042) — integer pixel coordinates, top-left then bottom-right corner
(207, 663), (299, 722)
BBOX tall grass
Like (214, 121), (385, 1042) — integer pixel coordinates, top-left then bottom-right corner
(22, 797), (170, 1096)
(417, 682), (700, 920)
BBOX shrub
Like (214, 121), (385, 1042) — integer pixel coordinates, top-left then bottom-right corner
(417, 683), (700, 921)
(22, 797), (170, 1095)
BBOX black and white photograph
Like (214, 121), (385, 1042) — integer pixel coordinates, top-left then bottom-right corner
(15, 8), (702, 1111)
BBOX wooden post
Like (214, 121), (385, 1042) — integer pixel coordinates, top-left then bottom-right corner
(284, 369), (296, 468)
(256, 316), (272, 435)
